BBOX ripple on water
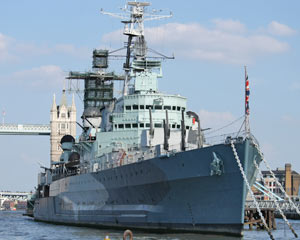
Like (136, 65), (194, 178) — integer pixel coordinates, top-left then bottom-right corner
(1, 211), (300, 240)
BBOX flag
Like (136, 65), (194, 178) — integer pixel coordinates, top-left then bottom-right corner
(245, 73), (250, 115)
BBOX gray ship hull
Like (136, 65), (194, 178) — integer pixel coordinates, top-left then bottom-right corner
(34, 139), (259, 236)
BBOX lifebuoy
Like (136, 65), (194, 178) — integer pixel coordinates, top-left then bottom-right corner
(123, 229), (133, 240)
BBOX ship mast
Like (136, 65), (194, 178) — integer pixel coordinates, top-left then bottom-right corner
(245, 66), (250, 136)
(101, 2), (172, 95)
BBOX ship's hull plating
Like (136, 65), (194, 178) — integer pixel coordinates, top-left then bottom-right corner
(34, 139), (259, 236)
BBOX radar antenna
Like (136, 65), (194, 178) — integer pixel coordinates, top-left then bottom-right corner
(101, 2), (172, 95)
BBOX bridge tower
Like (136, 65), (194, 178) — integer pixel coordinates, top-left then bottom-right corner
(50, 90), (76, 164)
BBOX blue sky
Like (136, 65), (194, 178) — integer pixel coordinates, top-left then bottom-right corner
(0, 0), (300, 191)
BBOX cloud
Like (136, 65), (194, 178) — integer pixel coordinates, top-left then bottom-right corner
(289, 81), (300, 91)
(267, 21), (297, 36)
(53, 44), (90, 58)
(102, 20), (290, 64)
(0, 32), (89, 63)
(198, 110), (244, 145)
(199, 109), (236, 128)
(8, 65), (65, 88)
(260, 142), (278, 166)
(0, 33), (10, 52)
(0, 33), (16, 62)
(213, 19), (246, 33)
(281, 114), (300, 125)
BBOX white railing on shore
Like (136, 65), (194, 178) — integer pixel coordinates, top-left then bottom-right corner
(245, 200), (300, 212)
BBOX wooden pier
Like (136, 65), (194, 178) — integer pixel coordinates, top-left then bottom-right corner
(244, 207), (276, 230)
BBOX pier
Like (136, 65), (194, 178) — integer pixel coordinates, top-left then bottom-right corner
(244, 199), (300, 229)
(244, 207), (276, 230)
(0, 191), (30, 210)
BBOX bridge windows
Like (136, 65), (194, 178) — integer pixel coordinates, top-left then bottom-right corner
(123, 104), (185, 112)
(115, 122), (187, 130)
(115, 123), (189, 131)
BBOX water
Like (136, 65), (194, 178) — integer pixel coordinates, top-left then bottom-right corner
(0, 211), (299, 240)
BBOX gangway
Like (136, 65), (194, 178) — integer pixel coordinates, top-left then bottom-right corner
(253, 181), (284, 201)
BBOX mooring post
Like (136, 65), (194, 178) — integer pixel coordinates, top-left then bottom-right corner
(249, 210), (253, 230)
(272, 210), (276, 230)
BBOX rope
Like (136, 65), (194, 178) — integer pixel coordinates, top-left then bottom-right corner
(254, 160), (298, 238)
(251, 139), (300, 216)
(205, 115), (244, 136)
(231, 140), (275, 240)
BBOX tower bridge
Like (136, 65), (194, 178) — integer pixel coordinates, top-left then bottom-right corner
(0, 90), (77, 163)
(0, 124), (50, 135)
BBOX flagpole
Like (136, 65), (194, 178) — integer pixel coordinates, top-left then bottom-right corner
(245, 66), (250, 136)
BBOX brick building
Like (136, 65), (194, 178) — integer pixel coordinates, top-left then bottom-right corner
(262, 163), (300, 197)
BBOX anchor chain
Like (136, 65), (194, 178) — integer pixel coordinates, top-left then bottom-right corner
(231, 140), (275, 240)
(254, 160), (298, 238)
(251, 139), (300, 216)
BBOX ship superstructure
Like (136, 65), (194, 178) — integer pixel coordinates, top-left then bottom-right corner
(60, 1), (201, 174)
(34, 2), (262, 236)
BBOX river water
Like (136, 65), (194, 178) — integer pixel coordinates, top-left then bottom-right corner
(0, 211), (299, 240)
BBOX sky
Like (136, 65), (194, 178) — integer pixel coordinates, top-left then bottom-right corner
(0, 0), (300, 191)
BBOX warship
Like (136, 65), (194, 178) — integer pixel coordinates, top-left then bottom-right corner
(33, 2), (262, 236)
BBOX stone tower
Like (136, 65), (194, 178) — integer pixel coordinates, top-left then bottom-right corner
(285, 163), (292, 196)
(50, 90), (76, 164)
